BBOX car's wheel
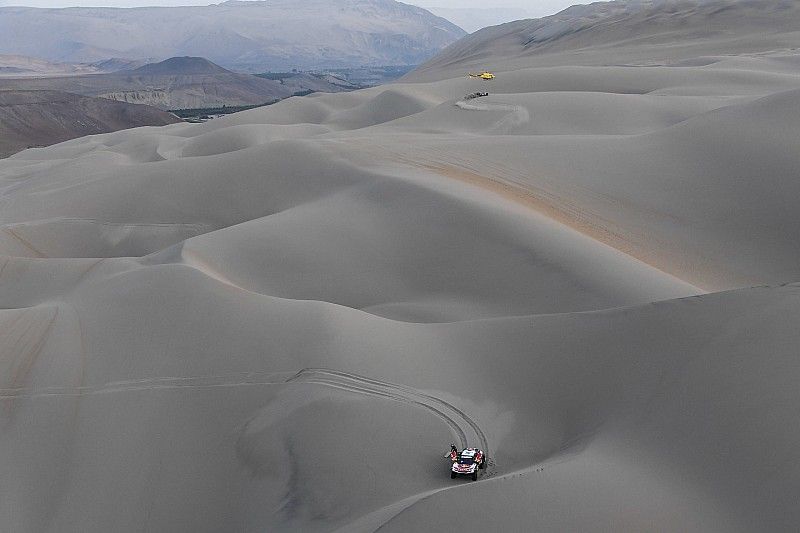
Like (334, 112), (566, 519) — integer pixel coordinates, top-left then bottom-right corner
(451, 471), (456, 479)
(472, 470), (478, 481)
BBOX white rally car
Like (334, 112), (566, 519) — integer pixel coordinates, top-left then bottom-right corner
(450, 448), (486, 481)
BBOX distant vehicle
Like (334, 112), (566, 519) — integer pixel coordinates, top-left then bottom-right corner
(469, 72), (495, 80)
(463, 92), (488, 100)
(449, 447), (486, 480)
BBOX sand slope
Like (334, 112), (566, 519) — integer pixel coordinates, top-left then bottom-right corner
(411, 0), (800, 79)
(2, 0), (800, 531)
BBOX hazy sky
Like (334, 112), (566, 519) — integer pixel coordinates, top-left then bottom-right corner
(418, 0), (572, 11)
(0, 0), (583, 18)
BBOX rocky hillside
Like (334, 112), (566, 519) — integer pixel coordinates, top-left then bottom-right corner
(0, 90), (180, 157)
(0, 0), (466, 72)
(0, 57), (353, 110)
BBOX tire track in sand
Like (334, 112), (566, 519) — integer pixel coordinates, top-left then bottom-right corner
(0, 370), (295, 399)
(287, 368), (489, 458)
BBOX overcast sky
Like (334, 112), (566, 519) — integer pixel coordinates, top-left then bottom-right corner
(0, 0), (584, 18)
(418, 0), (575, 13)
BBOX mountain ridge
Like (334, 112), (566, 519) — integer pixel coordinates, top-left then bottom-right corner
(0, 89), (180, 158)
(130, 56), (231, 75)
(0, 0), (466, 72)
(0, 56), (356, 110)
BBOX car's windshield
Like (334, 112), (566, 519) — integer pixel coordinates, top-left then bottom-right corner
(458, 455), (475, 464)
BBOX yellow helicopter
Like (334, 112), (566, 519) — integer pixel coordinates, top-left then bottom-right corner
(468, 71), (496, 80)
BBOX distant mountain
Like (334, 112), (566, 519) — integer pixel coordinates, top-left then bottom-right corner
(90, 57), (150, 73)
(0, 54), (102, 78)
(255, 71), (360, 92)
(0, 90), (180, 158)
(313, 65), (417, 87)
(0, 0), (466, 72)
(0, 55), (153, 78)
(131, 57), (231, 76)
(423, 7), (535, 33)
(0, 57), (354, 110)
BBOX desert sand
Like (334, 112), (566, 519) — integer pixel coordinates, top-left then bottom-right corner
(2, 0), (800, 531)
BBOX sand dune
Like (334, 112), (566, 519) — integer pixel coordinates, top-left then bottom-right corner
(411, 0), (800, 78)
(2, 0), (800, 531)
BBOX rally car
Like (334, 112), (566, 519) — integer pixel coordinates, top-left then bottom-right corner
(450, 447), (486, 481)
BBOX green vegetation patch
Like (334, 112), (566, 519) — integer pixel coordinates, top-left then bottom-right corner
(169, 91), (315, 122)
